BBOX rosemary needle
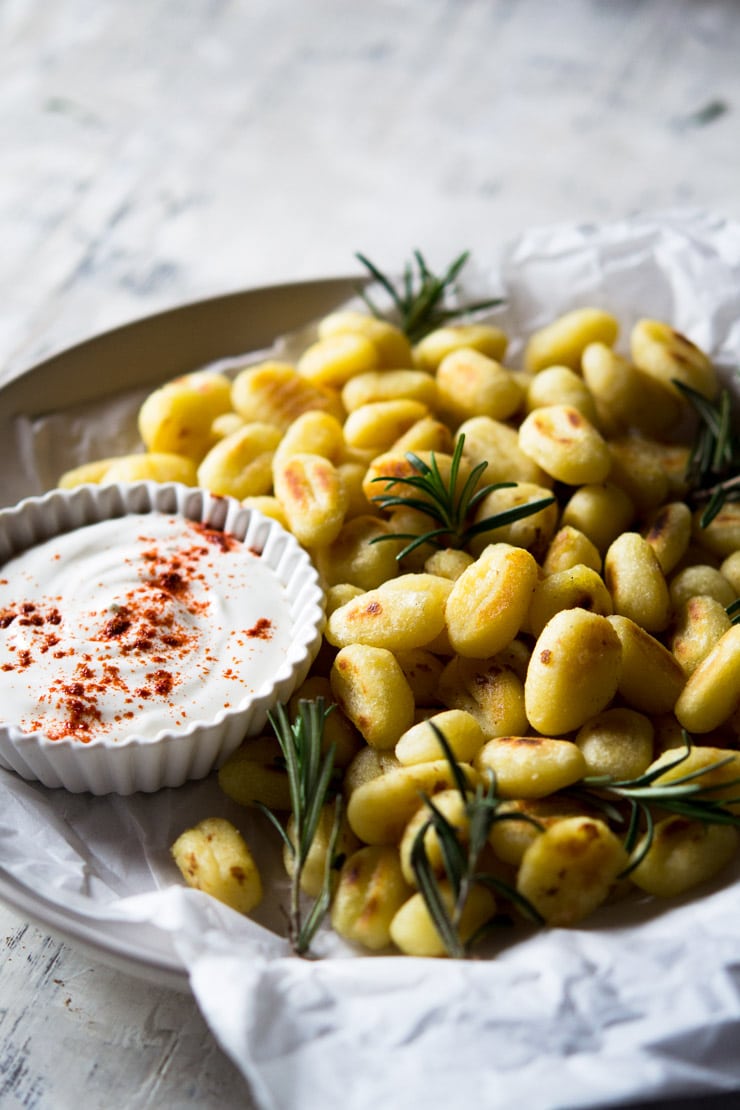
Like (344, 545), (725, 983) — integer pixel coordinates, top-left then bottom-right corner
(567, 736), (740, 877)
(676, 380), (740, 527)
(256, 697), (342, 956)
(356, 250), (503, 344)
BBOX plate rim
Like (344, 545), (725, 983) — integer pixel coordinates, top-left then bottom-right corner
(0, 273), (362, 508)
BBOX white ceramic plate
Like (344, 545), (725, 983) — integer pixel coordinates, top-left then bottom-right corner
(0, 275), (359, 985)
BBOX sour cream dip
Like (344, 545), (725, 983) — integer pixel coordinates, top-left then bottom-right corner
(0, 512), (294, 743)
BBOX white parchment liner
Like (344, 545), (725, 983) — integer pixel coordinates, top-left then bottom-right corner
(1, 210), (740, 1109)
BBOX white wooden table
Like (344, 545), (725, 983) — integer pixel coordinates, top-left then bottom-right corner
(2, 1), (740, 1105)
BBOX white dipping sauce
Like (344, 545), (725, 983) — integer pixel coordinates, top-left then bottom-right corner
(0, 513), (293, 743)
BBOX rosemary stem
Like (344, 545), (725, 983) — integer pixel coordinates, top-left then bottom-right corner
(289, 862), (303, 953)
(690, 474), (740, 502)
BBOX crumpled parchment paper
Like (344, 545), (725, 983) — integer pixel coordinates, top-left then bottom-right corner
(2, 209), (740, 1110)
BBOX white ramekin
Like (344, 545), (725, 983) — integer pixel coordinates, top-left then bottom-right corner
(0, 482), (325, 794)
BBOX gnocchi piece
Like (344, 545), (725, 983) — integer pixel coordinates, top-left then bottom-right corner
(541, 526), (602, 576)
(362, 448), (473, 510)
(642, 501), (692, 575)
(561, 482), (635, 553)
(607, 436), (670, 513)
(197, 422), (282, 499)
(390, 416), (454, 455)
(341, 369), (437, 412)
(474, 735), (587, 798)
(525, 365), (599, 426)
(654, 441), (692, 499)
(527, 564), (613, 639)
(218, 737), (292, 811)
(669, 564), (736, 610)
(383, 506), (440, 571)
(438, 656), (528, 739)
(630, 318), (717, 400)
(468, 483), (558, 559)
(231, 361), (343, 428)
(671, 596), (732, 676)
(57, 457), (125, 489)
(604, 532), (671, 633)
(646, 745), (740, 812)
(138, 371), (233, 461)
(343, 399), (429, 454)
(436, 348), (524, 424)
(211, 412), (245, 440)
(674, 625), (740, 733)
(389, 882), (496, 957)
(313, 515), (404, 591)
(523, 307), (619, 373)
(273, 452), (348, 547)
(398, 788), (470, 884)
(489, 796), (592, 867)
(413, 323), (508, 372)
(516, 816), (628, 926)
(337, 460), (375, 519)
(272, 410), (345, 472)
(720, 551), (740, 593)
(343, 746), (401, 798)
(326, 573), (452, 651)
(424, 547), (475, 581)
(395, 709), (485, 766)
(241, 495), (289, 528)
(575, 708), (654, 780)
(346, 759), (478, 844)
(297, 332), (379, 388)
(607, 614), (685, 715)
(331, 845), (413, 950)
(171, 818), (262, 915)
(581, 342), (683, 437)
(519, 405), (611, 486)
(524, 610), (622, 735)
(102, 452), (198, 486)
(394, 648), (445, 706)
(458, 416), (552, 486)
(445, 543), (538, 658)
(318, 310), (413, 368)
(330, 644), (415, 749)
(693, 503), (740, 559)
(630, 818), (738, 898)
(325, 583), (364, 616)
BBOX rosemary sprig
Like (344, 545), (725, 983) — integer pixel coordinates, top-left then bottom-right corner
(356, 250), (503, 344)
(257, 697), (341, 956)
(676, 380), (740, 526)
(568, 736), (740, 877)
(727, 598), (740, 625)
(411, 725), (544, 958)
(370, 433), (556, 559)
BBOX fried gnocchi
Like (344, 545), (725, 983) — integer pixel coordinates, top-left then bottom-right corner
(95, 294), (737, 955)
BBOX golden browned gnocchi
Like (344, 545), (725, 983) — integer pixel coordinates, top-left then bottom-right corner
(516, 816), (628, 925)
(67, 288), (739, 958)
(171, 818), (263, 915)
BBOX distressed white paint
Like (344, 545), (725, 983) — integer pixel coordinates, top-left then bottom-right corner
(1, 0), (740, 1105)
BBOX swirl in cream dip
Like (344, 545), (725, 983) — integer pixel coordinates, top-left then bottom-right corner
(0, 513), (293, 743)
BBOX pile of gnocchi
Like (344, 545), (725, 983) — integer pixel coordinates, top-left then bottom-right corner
(60, 301), (740, 957)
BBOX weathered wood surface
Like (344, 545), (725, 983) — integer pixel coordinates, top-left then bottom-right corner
(1, 0), (740, 1106)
